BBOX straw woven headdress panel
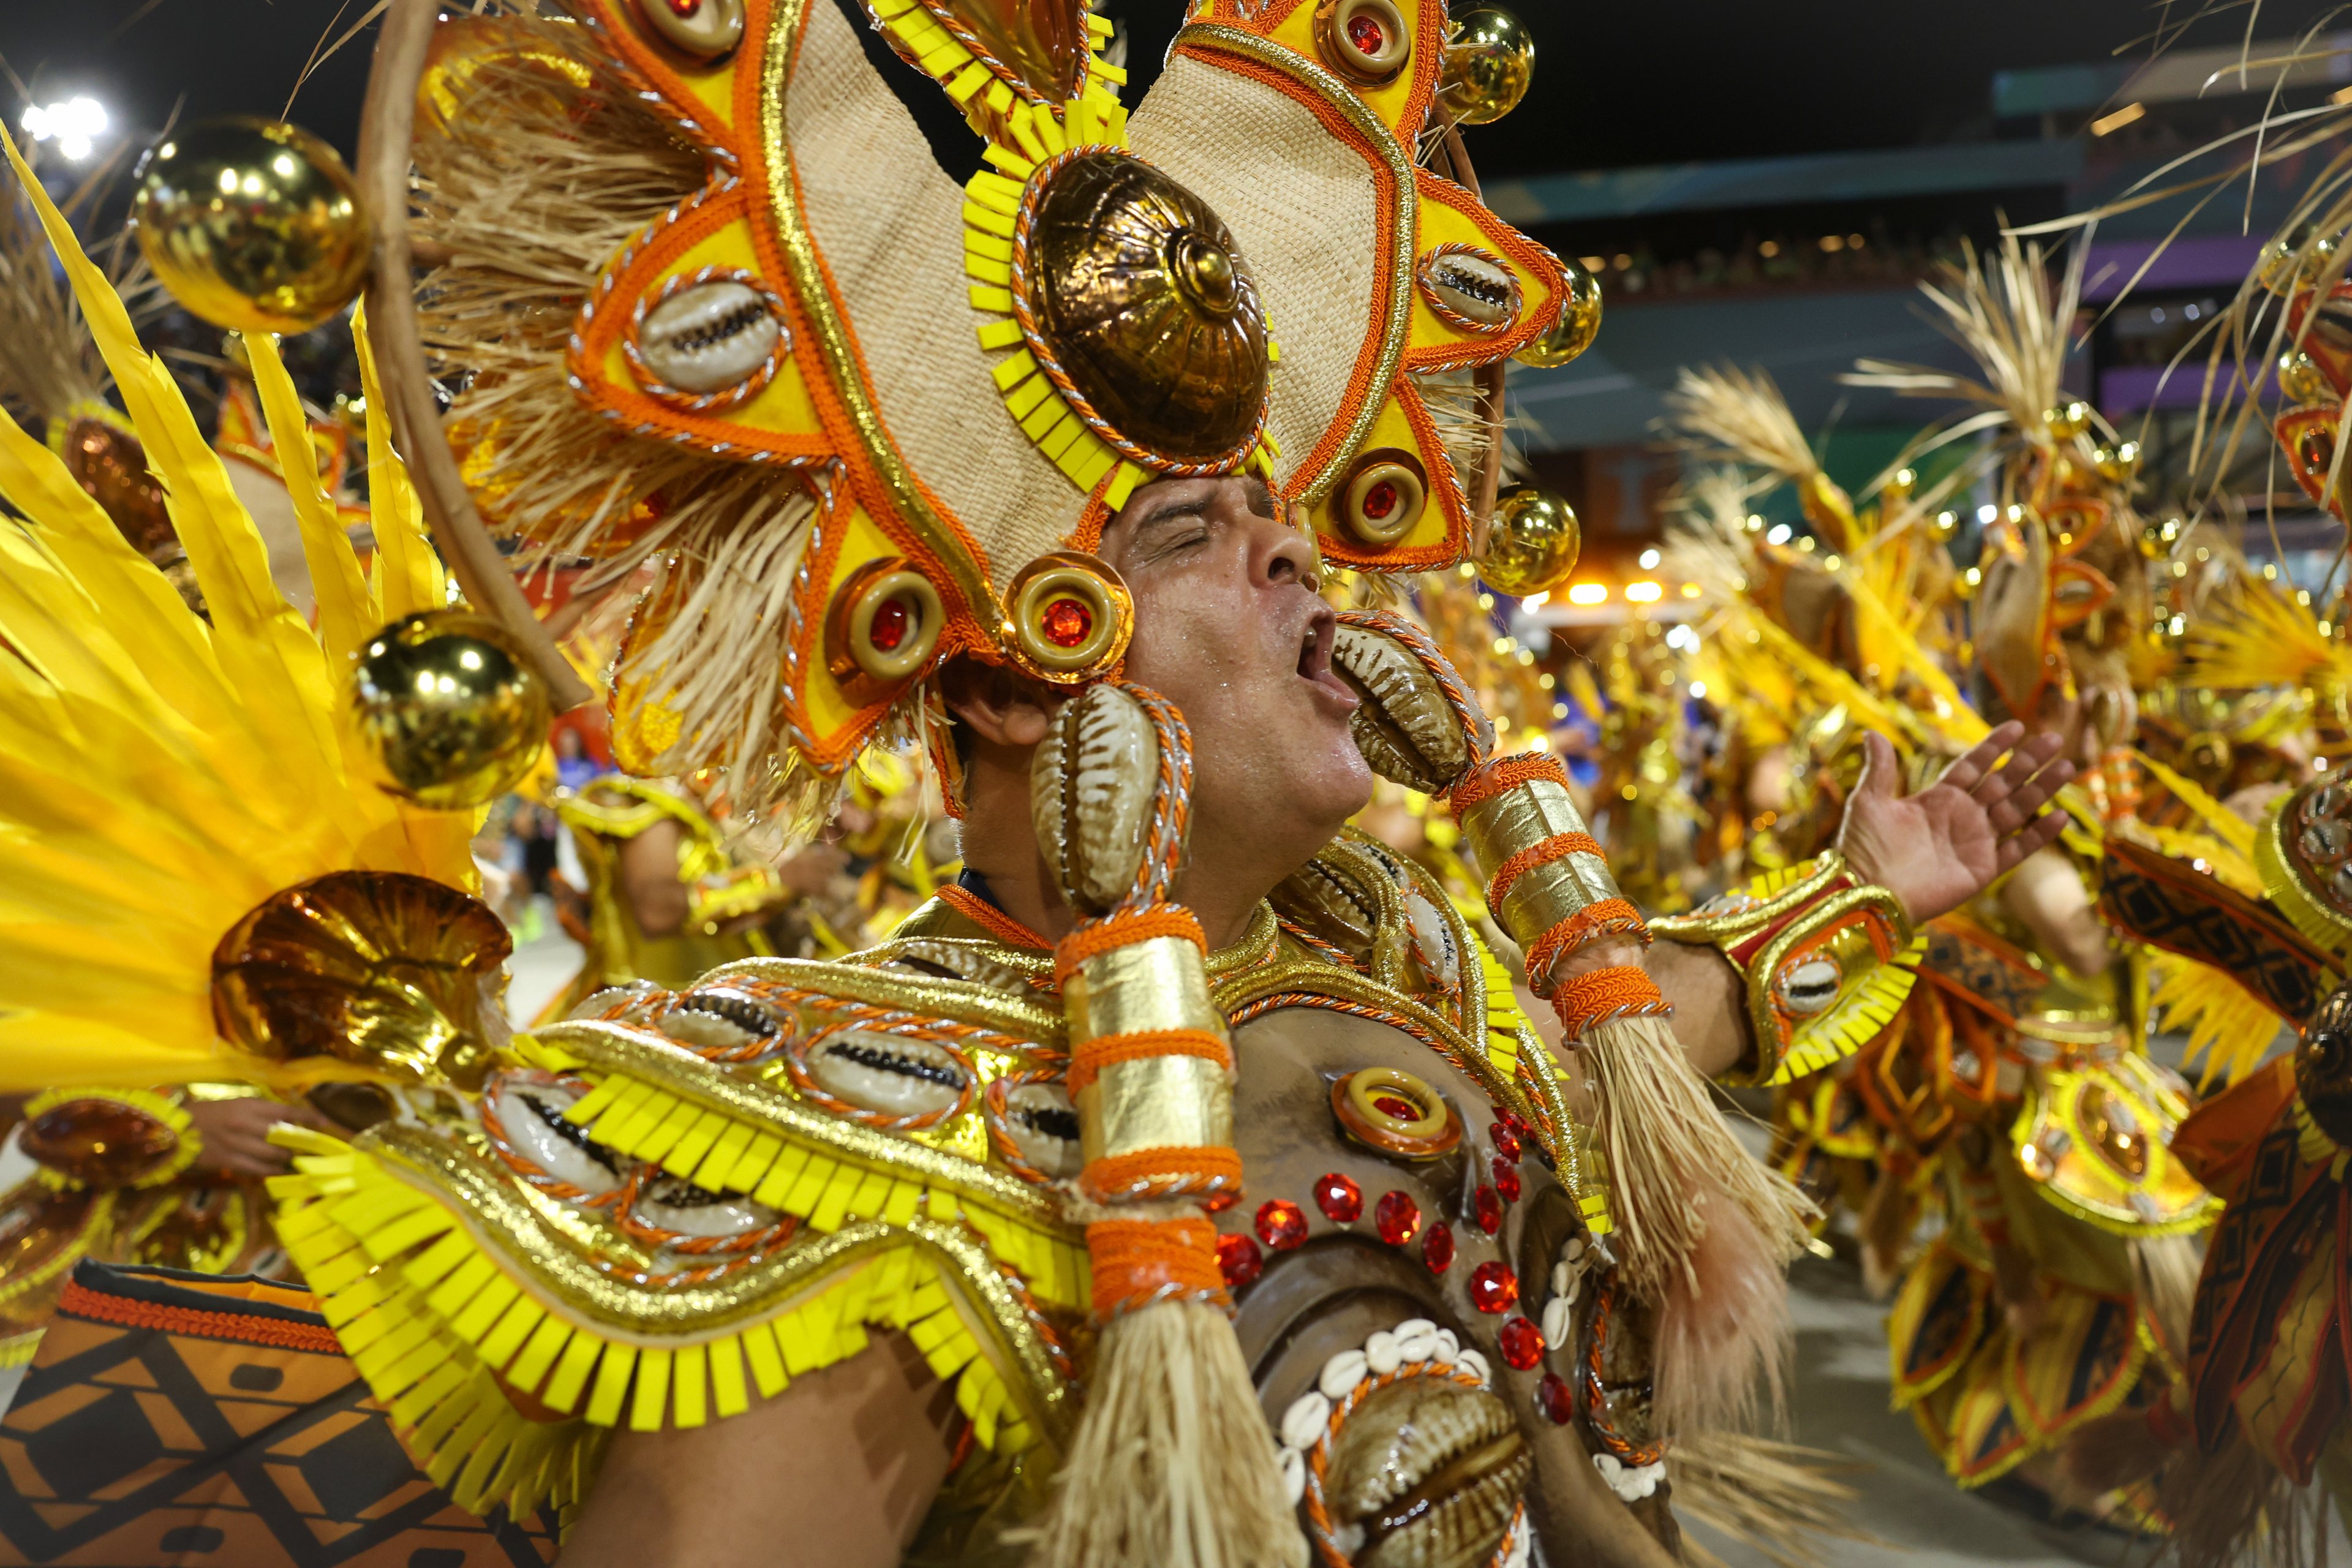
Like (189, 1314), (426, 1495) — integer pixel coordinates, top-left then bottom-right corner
(414, 0), (1569, 808)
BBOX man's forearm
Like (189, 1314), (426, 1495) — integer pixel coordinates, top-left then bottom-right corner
(1645, 938), (1751, 1080)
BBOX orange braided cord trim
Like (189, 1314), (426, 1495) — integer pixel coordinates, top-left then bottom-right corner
(1484, 831), (1607, 911)
(56, 1278), (345, 1354)
(1551, 965), (1670, 1038)
(1067, 1027), (1232, 1095)
(1086, 1215), (1226, 1316)
(1080, 1145), (1244, 1205)
(1054, 904), (1206, 981)
(936, 884), (1050, 951)
(1450, 752), (1569, 811)
(1523, 900), (1651, 983)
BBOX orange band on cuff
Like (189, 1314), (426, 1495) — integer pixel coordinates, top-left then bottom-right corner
(1449, 752), (1569, 812)
(1054, 905), (1207, 981)
(1080, 1145), (1244, 1204)
(1551, 964), (1667, 1036)
(1485, 831), (1607, 910)
(1523, 899), (1651, 984)
(1086, 1215), (1225, 1316)
(1067, 1027), (1232, 1095)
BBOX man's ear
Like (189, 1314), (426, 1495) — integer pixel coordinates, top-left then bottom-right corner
(937, 655), (1061, 750)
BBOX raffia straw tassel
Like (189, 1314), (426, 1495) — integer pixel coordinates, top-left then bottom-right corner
(1454, 753), (1811, 1436)
(1029, 1219), (1303, 1568)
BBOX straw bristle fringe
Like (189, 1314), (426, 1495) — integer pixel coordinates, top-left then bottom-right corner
(1843, 233), (2084, 437)
(1412, 367), (1498, 501)
(2131, 1234), (2201, 1366)
(1022, 1298), (1306, 1568)
(408, 16), (802, 582)
(1579, 1014), (1812, 1435)
(2162, 1427), (2321, 1568)
(1662, 364), (1821, 487)
(1670, 1430), (1878, 1568)
(0, 153), (144, 425)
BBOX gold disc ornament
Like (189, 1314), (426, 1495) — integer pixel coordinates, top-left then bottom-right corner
(349, 611), (552, 810)
(1438, 7), (1535, 126)
(1020, 151), (1270, 469)
(1477, 486), (1580, 595)
(132, 116), (369, 334)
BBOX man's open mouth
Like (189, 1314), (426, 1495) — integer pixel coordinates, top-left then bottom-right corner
(1298, 608), (1346, 692)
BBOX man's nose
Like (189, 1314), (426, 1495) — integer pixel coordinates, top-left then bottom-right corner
(1252, 508), (1319, 589)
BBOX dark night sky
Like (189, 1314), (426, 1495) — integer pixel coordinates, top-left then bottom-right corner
(0, 2), (2331, 183)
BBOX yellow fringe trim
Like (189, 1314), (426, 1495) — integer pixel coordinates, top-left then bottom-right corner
(510, 1036), (1089, 1314)
(1468, 916), (1612, 1237)
(2147, 948), (2288, 1091)
(23, 1087), (199, 1191)
(266, 1125), (1053, 1525)
(1768, 933), (1927, 1085)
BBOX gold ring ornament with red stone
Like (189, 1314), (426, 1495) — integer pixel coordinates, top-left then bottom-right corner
(1336, 448), (1430, 546)
(1331, 1066), (1463, 1161)
(621, 265), (792, 414)
(1415, 243), (1521, 337)
(825, 556), (948, 703)
(2010, 1055), (2218, 1236)
(1000, 551), (1134, 683)
(631, 0), (746, 59)
(1313, 0), (1414, 86)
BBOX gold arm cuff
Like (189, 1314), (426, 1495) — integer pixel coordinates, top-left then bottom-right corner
(1458, 778), (1626, 952)
(1065, 936), (1225, 1042)
(1651, 851), (1849, 946)
(1079, 1054), (1235, 1163)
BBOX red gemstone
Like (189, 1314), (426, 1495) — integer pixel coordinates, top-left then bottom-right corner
(1256, 1199), (1308, 1251)
(1373, 1094), (1420, 1121)
(1469, 1261), (1518, 1314)
(1473, 1185), (1502, 1235)
(1498, 1314), (1547, 1370)
(869, 596), (910, 652)
(1040, 596), (1093, 649)
(1493, 1158), (1522, 1204)
(1496, 1107), (1525, 1135)
(1491, 1122), (1521, 1163)
(1217, 1231), (1263, 1288)
(1314, 1172), (1364, 1224)
(1345, 11), (1386, 55)
(1536, 1371), (1574, 1424)
(1422, 1220), (1455, 1273)
(1374, 1189), (1422, 1246)
(663, 0), (702, 14)
(1362, 479), (1399, 520)
(1203, 1189), (1239, 1213)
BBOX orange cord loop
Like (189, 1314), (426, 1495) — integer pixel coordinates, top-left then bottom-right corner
(1551, 964), (1669, 1038)
(1085, 1214), (1226, 1316)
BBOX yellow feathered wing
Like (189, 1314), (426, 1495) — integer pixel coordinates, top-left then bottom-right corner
(0, 125), (477, 1093)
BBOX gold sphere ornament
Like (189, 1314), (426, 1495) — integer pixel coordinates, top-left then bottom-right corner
(350, 611), (552, 810)
(2042, 399), (2092, 442)
(2092, 440), (2141, 483)
(2282, 349), (2333, 406)
(1477, 486), (1581, 595)
(1513, 257), (1601, 369)
(132, 116), (370, 335)
(1438, 6), (1535, 126)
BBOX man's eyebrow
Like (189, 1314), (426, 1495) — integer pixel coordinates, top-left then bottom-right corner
(1121, 493), (1211, 533)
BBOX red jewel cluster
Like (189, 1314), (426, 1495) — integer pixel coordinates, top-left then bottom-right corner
(1040, 596), (1093, 649)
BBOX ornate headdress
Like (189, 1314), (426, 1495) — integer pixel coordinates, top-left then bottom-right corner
(378, 0), (1575, 822)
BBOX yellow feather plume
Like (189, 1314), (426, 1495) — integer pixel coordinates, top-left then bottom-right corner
(2182, 579), (2352, 699)
(0, 126), (475, 1093)
(2146, 949), (2291, 1091)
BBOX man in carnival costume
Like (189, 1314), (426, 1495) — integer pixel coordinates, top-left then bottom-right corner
(0, 0), (2075, 1563)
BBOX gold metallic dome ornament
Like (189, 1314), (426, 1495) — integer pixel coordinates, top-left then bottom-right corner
(2041, 399), (2092, 442)
(1512, 258), (1602, 369)
(2281, 349), (2332, 406)
(1314, 0), (1412, 84)
(18, 1088), (198, 1191)
(1436, 6), (1535, 126)
(826, 557), (947, 701)
(2091, 440), (2141, 483)
(1477, 485), (1581, 595)
(132, 116), (370, 335)
(417, 15), (597, 134)
(1001, 551), (1134, 682)
(1016, 149), (1272, 470)
(210, 870), (514, 1092)
(632, 0), (745, 59)
(349, 610), (553, 810)
(2298, 981), (2352, 1147)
